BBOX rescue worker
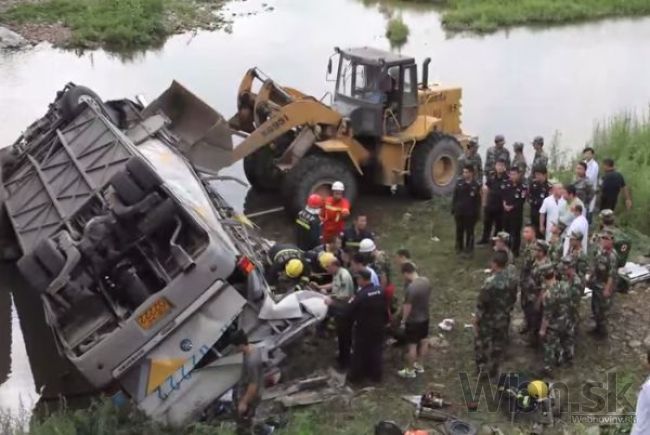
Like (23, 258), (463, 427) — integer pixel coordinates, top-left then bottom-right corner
(523, 239), (552, 346)
(539, 267), (571, 375)
(474, 251), (510, 377)
(458, 137), (483, 181)
(339, 269), (387, 384)
(316, 254), (355, 369)
(502, 166), (527, 255)
(492, 231), (514, 265)
(484, 134), (511, 174)
(573, 162), (595, 214)
(267, 243), (307, 288)
(295, 194), (322, 251)
(321, 181), (350, 243)
(561, 256), (584, 365)
(342, 214), (374, 254)
(597, 209), (632, 292)
(478, 158), (508, 244)
(360, 238), (395, 320)
(548, 221), (567, 264)
(528, 166), (551, 240)
(531, 136), (549, 175)
(512, 142), (527, 176)
(567, 230), (589, 281)
(451, 164), (482, 256)
(232, 330), (263, 435)
(350, 252), (380, 288)
(588, 230), (618, 338)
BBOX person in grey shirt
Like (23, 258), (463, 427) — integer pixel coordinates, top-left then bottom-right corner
(397, 262), (432, 379)
(232, 330), (263, 435)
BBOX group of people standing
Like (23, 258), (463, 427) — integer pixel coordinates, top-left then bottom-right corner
(459, 134), (634, 377)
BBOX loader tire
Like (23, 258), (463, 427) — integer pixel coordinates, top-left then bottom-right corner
(282, 154), (357, 217)
(243, 147), (283, 191)
(408, 135), (461, 199)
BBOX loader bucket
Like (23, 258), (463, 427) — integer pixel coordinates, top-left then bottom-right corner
(142, 81), (234, 174)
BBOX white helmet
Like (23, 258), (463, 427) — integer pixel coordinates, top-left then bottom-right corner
(332, 181), (345, 192)
(359, 238), (376, 253)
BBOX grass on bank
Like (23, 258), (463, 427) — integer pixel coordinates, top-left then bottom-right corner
(386, 15), (409, 45)
(0, 0), (226, 49)
(403, 0), (650, 33)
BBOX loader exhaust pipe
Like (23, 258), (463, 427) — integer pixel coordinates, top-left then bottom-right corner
(422, 57), (431, 89)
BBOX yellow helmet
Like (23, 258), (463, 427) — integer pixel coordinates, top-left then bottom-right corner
(319, 252), (336, 269)
(528, 380), (549, 399)
(285, 259), (304, 278)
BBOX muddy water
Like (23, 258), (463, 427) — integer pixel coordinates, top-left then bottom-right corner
(2, 0), (650, 413)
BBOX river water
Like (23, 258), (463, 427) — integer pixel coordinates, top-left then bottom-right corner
(2, 0), (650, 414)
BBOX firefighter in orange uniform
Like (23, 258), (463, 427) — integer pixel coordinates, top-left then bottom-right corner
(321, 181), (351, 243)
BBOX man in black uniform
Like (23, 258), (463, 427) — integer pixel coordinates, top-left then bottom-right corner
(341, 269), (386, 384)
(478, 158), (508, 245)
(342, 214), (375, 254)
(452, 164), (482, 255)
(502, 166), (527, 256)
(528, 166), (551, 240)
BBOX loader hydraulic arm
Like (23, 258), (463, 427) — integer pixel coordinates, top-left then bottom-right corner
(232, 99), (342, 161)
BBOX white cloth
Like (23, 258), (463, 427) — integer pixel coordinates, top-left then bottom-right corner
(563, 214), (589, 256)
(586, 159), (599, 212)
(539, 195), (566, 241)
(631, 376), (650, 435)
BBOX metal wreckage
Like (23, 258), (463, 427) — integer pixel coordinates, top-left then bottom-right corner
(0, 82), (328, 425)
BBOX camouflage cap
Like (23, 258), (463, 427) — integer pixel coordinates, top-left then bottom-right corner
(495, 134), (505, 143)
(599, 209), (615, 219)
(513, 142), (524, 151)
(533, 136), (544, 145)
(492, 231), (510, 242)
(468, 137), (479, 147)
(569, 230), (584, 241)
(599, 229), (615, 240)
(561, 255), (577, 267)
(538, 262), (555, 278)
(534, 239), (550, 253)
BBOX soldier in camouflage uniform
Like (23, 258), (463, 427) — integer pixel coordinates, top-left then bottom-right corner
(548, 221), (567, 264)
(474, 251), (511, 376)
(492, 232), (518, 330)
(512, 142), (527, 177)
(518, 225), (538, 332)
(588, 230), (619, 338)
(458, 137), (483, 182)
(560, 256), (584, 364)
(531, 136), (549, 174)
(567, 231), (589, 281)
(597, 209), (632, 292)
(523, 239), (553, 346)
(539, 267), (572, 375)
(484, 134), (511, 175)
(574, 162), (595, 210)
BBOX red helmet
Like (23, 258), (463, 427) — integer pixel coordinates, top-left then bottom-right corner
(307, 194), (323, 209)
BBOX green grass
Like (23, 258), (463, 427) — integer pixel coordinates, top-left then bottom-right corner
(386, 15), (410, 45)
(0, 0), (226, 50)
(401, 0), (650, 33)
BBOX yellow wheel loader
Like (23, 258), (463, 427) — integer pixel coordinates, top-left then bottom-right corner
(227, 47), (470, 214)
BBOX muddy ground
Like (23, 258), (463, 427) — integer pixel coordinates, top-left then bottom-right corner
(251, 194), (650, 434)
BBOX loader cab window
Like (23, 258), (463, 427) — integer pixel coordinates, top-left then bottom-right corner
(336, 58), (384, 104)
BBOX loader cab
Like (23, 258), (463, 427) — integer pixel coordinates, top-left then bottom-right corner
(331, 47), (418, 137)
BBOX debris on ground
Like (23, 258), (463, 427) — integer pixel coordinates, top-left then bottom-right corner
(0, 25), (29, 49)
(619, 262), (650, 283)
(438, 318), (455, 332)
(262, 369), (351, 408)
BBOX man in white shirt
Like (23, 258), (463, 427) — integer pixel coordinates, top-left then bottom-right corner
(539, 183), (566, 241)
(631, 347), (650, 434)
(563, 203), (588, 255)
(559, 184), (585, 227)
(583, 147), (599, 219)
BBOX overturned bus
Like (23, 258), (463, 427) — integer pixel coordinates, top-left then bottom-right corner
(0, 82), (327, 424)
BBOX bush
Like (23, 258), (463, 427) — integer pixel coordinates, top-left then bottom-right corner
(386, 16), (409, 45)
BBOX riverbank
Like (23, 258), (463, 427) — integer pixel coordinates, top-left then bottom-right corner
(0, 0), (228, 50)
(407, 0), (650, 33)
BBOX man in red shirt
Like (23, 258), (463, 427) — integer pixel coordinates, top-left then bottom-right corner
(321, 181), (350, 243)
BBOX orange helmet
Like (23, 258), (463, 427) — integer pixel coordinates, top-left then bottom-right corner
(307, 194), (323, 209)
